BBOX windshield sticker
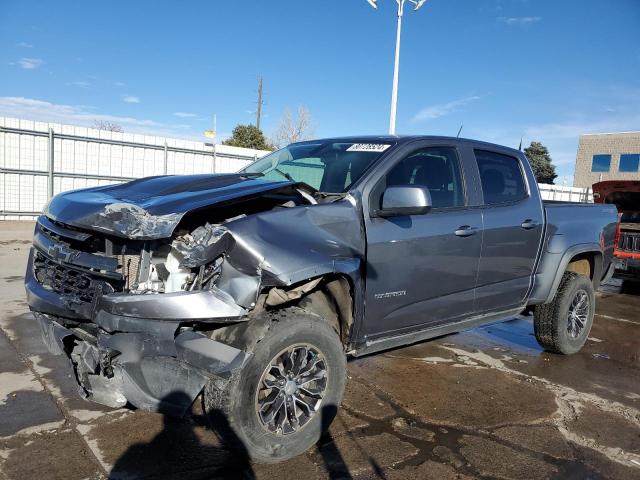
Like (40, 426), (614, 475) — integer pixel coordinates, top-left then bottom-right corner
(346, 143), (391, 153)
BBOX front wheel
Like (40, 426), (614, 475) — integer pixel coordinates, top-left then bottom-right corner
(204, 308), (346, 463)
(534, 272), (595, 354)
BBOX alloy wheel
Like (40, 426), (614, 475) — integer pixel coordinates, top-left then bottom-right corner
(255, 344), (328, 435)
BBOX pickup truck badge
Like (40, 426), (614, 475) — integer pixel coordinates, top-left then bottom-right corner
(47, 244), (74, 263)
(374, 290), (407, 299)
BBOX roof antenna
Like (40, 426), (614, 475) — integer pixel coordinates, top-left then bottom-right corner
(518, 136), (523, 151)
(456, 124), (463, 138)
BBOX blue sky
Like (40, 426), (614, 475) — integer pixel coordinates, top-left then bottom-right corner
(1, 0), (639, 183)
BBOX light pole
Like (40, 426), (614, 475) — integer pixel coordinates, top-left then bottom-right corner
(367, 0), (428, 135)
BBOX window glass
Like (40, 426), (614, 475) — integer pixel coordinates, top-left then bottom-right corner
(242, 141), (394, 193)
(474, 150), (527, 205)
(619, 154), (640, 172)
(592, 154), (611, 172)
(260, 156), (325, 188)
(383, 146), (464, 208)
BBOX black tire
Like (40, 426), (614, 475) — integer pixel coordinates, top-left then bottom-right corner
(204, 307), (346, 464)
(534, 272), (595, 354)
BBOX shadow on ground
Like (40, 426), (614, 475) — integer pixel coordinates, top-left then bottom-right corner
(109, 395), (355, 480)
(110, 392), (254, 479)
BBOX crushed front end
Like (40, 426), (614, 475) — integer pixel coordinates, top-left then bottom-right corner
(25, 215), (252, 415)
(25, 174), (363, 415)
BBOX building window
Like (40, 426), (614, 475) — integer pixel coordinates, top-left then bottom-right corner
(619, 154), (640, 172)
(591, 154), (611, 172)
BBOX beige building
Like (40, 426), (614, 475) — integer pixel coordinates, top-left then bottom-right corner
(574, 132), (640, 188)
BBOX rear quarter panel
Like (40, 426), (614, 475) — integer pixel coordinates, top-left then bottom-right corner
(528, 202), (618, 304)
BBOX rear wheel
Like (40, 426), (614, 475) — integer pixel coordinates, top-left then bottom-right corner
(204, 307), (346, 463)
(534, 272), (595, 354)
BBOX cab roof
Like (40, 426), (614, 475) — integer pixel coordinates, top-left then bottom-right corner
(290, 135), (523, 156)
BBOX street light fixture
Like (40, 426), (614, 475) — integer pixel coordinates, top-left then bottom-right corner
(366, 0), (429, 135)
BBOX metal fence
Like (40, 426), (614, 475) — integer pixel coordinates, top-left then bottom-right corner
(0, 117), (270, 219)
(1, 117), (594, 219)
(538, 183), (593, 203)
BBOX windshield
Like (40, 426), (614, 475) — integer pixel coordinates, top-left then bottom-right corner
(241, 140), (395, 193)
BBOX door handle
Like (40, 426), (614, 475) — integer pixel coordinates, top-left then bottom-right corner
(454, 226), (478, 237)
(521, 219), (537, 230)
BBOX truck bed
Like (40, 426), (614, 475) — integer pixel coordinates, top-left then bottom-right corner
(527, 200), (618, 304)
(543, 201), (618, 247)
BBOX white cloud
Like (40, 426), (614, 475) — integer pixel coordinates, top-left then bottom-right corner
(17, 58), (43, 69)
(524, 114), (640, 142)
(173, 112), (197, 118)
(0, 97), (156, 127)
(68, 81), (90, 89)
(468, 110), (640, 173)
(17, 42), (33, 48)
(114, 81), (126, 87)
(123, 95), (140, 104)
(499, 16), (542, 25)
(412, 96), (481, 122)
(0, 96), (207, 139)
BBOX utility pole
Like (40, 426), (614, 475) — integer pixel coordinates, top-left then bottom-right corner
(256, 76), (263, 131)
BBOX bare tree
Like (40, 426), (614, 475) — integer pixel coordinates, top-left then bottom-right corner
(93, 120), (124, 133)
(272, 106), (314, 148)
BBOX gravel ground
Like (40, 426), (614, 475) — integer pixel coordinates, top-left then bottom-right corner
(0, 221), (638, 480)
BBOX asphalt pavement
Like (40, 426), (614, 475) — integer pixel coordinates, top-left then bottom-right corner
(0, 221), (638, 480)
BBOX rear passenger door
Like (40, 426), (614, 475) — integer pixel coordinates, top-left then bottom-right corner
(473, 149), (544, 313)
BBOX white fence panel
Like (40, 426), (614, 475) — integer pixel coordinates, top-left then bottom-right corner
(538, 184), (593, 203)
(0, 116), (269, 220)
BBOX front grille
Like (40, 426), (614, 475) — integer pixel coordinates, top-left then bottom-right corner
(618, 232), (640, 253)
(33, 251), (118, 304)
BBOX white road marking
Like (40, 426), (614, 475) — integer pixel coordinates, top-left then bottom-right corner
(595, 313), (639, 325)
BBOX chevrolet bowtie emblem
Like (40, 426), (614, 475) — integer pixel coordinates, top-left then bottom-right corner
(47, 244), (73, 262)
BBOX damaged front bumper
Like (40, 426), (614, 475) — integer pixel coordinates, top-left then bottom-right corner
(33, 311), (249, 415)
(25, 245), (251, 415)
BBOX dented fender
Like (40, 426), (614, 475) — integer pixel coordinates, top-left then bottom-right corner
(215, 199), (366, 308)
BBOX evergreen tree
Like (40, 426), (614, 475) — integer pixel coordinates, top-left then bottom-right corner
(222, 125), (274, 151)
(524, 141), (557, 184)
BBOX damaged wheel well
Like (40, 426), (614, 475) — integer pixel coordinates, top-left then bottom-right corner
(264, 275), (354, 347)
(205, 275), (355, 353)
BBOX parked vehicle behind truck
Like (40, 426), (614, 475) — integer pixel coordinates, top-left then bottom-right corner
(593, 180), (640, 280)
(25, 136), (617, 462)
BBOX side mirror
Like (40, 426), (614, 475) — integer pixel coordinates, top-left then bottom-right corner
(377, 185), (432, 217)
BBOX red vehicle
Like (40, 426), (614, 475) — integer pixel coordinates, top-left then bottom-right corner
(593, 181), (640, 280)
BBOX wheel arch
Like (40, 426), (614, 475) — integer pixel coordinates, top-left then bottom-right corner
(542, 244), (603, 304)
(263, 274), (356, 349)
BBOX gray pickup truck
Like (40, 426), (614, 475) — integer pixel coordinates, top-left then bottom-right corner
(25, 136), (617, 462)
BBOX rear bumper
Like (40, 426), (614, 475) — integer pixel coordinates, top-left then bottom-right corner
(613, 256), (640, 280)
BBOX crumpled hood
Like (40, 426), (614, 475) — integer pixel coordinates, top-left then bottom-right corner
(45, 174), (292, 240)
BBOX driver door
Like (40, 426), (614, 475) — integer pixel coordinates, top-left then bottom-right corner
(363, 144), (483, 339)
